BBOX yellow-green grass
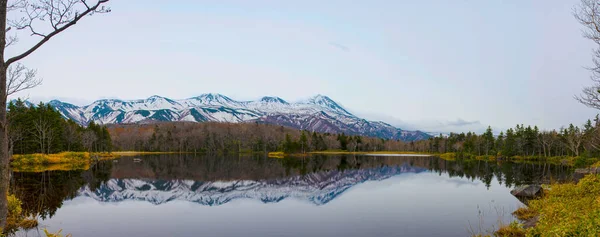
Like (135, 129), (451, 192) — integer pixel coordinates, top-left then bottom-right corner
(270, 150), (432, 158)
(494, 221), (526, 237)
(2, 194), (38, 234)
(509, 174), (600, 236)
(10, 151), (196, 166)
(436, 152), (590, 166)
(438, 152), (457, 161)
(309, 150), (427, 155)
(111, 151), (191, 156)
(267, 152), (285, 158)
(512, 207), (537, 221)
(471, 221), (526, 237)
(11, 163), (91, 173)
(11, 152), (94, 166)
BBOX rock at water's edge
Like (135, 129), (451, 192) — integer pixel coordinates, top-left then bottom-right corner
(574, 167), (600, 183)
(511, 185), (542, 198)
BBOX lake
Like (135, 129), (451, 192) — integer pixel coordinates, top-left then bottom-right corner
(11, 154), (573, 237)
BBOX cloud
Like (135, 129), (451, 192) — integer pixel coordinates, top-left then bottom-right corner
(444, 119), (481, 127)
(328, 42), (350, 52)
(350, 110), (490, 134)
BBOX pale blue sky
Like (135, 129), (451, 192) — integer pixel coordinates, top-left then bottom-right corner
(8, 0), (599, 133)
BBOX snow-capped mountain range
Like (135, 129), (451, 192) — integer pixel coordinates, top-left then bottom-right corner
(78, 164), (427, 206)
(44, 94), (430, 141)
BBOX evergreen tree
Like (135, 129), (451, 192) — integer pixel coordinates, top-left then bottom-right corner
(337, 133), (348, 150)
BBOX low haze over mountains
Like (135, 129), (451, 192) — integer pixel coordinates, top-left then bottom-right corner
(42, 94), (430, 141)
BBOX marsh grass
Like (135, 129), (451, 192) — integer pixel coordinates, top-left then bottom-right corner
(494, 221), (526, 237)
(511, 207), (537, 221)
(11, 163), (90, 172)
(3, 194), (38, 234)
(43, 229), (72, 237)
(11, 152), (92, 166)
(523, 174), (600, 236)
(467, 203), (517, 237)
(267, 152), (285, 158)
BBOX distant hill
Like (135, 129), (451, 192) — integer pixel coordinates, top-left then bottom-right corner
(42, 94), (430, 141)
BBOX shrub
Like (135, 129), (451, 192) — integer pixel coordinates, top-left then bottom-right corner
(7, 195), (22, 217)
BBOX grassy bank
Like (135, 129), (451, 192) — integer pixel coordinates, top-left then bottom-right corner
(436, 152), (598, 166)
(10, 152), (117, 166)
(10, 151), (193, 168)
(503, 174), (600, 236)
(1, 195), (38, 235)
(310, 150), (427, 155)
(268, 150), (431, 158)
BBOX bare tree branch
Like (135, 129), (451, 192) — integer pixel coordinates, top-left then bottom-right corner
(6, 62), (41, 98)
(574, 0), (600, 109)
(4, 0), (110, 67)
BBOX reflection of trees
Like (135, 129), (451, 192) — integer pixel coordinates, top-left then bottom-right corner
(11, 170), (85, 219)
(9, 155), (573, 219)
(10, 162), (112, 220)
(427, 158), (572, 188)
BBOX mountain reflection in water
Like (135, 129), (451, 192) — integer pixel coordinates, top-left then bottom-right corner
(10, 154), (572, 221)
(11, 155), (572, 236)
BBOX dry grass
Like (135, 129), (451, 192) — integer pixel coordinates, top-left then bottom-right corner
(494, 221), (526, 237)
(11, 163), (90, 172)
(512, 207), (537, 221)
(3, 194), (39, 234)
(439, 152), (457, 161)
(267, 152), (285, 158)
(11, 152), (92, 165)
(524, 174), (600, 236)
(43, 229), (72, 237)
(112, 151), (188, 156)
(18, 218), (38, 229)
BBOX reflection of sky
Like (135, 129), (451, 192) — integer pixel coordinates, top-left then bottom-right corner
(22, 172), (522, 237)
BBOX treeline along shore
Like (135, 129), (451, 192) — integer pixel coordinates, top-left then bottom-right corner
(8, 99), (600, 169)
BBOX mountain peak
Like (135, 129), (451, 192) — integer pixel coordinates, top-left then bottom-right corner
(260, 96), (288, 104)
(194, 93), (233, 101)
(305, 95), (351, 115)
(145, 95), (174, 103)
(45, 94), (431, 141)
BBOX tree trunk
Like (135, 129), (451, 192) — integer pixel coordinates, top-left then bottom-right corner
(0, 0), (9, 230)
(0, 67), (8, 230)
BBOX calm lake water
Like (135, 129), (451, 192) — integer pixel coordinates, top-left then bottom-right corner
(11, 154), (573, 237)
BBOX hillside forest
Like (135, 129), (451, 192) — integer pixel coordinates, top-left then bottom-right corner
(8, 99), (600, 167)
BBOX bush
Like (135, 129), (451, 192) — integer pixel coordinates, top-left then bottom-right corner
(7, 195), (22, 217)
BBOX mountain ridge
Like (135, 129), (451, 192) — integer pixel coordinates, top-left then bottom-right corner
(27, 94), (431, 141)
(79, 164), (427, 206)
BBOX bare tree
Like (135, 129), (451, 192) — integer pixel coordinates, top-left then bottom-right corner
(561, 125), (585, 156)
(6, 63), (40, 97)
(81, 130), (96, 152)
(574, 0), (600, 109)
(0, 0), (110, 228)
(63, 123), (79, 151)
(31, 116), (50, 153)
(7, 120), (22, 156)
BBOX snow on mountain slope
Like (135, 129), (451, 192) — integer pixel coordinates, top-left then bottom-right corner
(47, 94), (431, 141)
(79, 164), (427, 206)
